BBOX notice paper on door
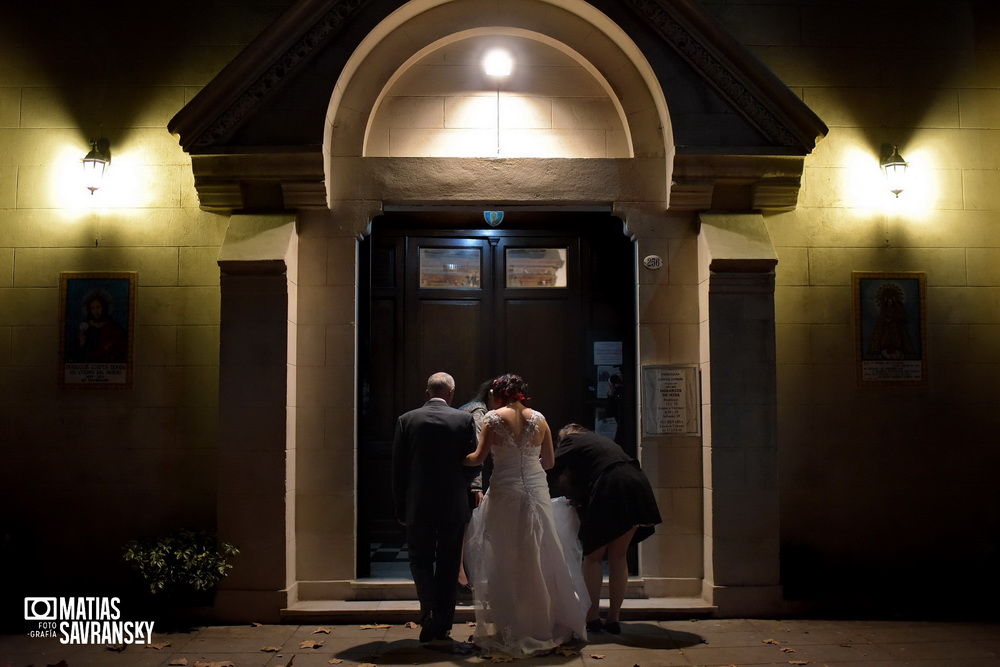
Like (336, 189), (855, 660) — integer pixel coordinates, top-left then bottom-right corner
(593, 341), (622, 366)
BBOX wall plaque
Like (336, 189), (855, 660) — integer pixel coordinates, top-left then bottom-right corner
(642, 255), (663, 270)
(641, 365), (700, 436)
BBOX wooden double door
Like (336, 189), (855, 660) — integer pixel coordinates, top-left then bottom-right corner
(357, 213), (636, 575)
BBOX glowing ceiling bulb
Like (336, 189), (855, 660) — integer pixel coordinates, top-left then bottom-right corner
(483, 49), (513, 77)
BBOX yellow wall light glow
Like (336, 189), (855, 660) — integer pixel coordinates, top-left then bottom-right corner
(52, 141), (155, 211)
(882, 144), (937, 220)
(838, 144), (936, 219)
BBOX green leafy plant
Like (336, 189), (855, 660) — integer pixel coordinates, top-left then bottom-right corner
(123, 529), (239, 596)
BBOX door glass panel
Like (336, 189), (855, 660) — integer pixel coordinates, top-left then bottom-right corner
(419, 248), (481, 288)
(505, 247), (568, 288)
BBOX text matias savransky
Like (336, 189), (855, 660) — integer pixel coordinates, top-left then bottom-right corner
(24, 596), (155, 645)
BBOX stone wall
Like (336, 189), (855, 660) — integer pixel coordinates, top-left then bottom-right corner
(708, 0), (1000, 604)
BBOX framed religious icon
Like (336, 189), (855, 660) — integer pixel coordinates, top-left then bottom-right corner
(853, 271), (927, 385)
(59, 271), (137, 388)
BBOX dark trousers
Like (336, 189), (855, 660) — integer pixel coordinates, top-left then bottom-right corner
(406, 522), (465, 636)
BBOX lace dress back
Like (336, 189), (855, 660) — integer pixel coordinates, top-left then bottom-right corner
(464, 409), (589, 657)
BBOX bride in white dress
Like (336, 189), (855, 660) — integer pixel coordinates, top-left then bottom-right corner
(463, 374), (589, 657)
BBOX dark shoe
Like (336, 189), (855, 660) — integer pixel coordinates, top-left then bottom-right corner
(456, 583), (474, 600)
(419, 624), (437, 643)
(604, 621), (621, 635)
(426, 636), (477, 655)
(449, 640), (479, 655)
(586, 618), (603, 633)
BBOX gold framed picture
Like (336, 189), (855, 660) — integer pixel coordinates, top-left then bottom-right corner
(59, 271), (137, 388)
(853, 271), (927, 385)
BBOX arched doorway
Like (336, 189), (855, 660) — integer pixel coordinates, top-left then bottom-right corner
(357, 211), (638, 576)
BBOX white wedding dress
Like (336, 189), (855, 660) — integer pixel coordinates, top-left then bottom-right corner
(464, 410), (589, 657)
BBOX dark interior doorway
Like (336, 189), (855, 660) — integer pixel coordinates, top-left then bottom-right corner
(357, 211), (637, 577)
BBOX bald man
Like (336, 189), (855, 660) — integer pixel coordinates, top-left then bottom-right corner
(393, 372), (480, 644)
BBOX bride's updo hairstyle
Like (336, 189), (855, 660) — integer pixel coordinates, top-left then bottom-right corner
(491, 373), (529, 406)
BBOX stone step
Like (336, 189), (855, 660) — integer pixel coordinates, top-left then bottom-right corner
(282, 597), (717, 624)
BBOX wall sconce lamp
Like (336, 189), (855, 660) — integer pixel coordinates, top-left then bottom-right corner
(82, 139), (110, 194)
(880, 145), (907, 197)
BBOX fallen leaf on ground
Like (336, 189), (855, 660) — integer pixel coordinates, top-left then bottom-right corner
(789, 661), (809, 666)
(261, 646), (282, 652)
(251, 622), (263, 627)
(484, 653), (514, 663)
(763, 638), (781, 645)
(194, 662), (235, 667)
(554, 646), (580, 656)
(147, 641), (171, 650)
(360, 623), (391, 630)
(105, 644), (125, 652)
(328, 659), (343, 665)
(404, 621), (418, 628)
(313, 626), (332, 634)
(359, 663), (378, 667)
(168, 660), (188, 666)
(781, 647), (797, 653)
(466, 621), (477, 627)
(300, 639), (325, 649)
(589, 654), (606, 659)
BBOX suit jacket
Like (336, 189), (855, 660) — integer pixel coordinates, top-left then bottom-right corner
(392, 398), (480, 527)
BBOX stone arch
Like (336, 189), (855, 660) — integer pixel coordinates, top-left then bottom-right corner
(323, 0), (671, 158)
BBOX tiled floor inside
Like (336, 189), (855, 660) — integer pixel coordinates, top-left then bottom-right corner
(2, 617), (999, 666)
(369, 540), (411, 578)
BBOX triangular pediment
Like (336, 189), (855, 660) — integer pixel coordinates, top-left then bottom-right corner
(168, 0), (826, 211)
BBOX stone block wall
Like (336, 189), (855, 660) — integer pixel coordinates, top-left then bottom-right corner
(0, 2), (290, 599)
(707, 0), (1000, 603)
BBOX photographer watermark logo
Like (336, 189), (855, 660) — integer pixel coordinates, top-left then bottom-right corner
(24, 597), (154, 644)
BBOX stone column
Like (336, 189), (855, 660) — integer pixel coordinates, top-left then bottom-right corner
(698, 213), (783, 616)
(215, 214), (297, 622)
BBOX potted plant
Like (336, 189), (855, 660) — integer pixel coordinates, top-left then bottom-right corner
(123, 529), (239, 611)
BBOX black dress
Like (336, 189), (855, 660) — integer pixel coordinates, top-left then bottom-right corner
(549, 430), (661, 555)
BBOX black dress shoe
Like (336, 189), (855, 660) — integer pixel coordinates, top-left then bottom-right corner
(419, 625), (437, 643)
(586, 618), (603, 633)
(604, 621), (621, 635)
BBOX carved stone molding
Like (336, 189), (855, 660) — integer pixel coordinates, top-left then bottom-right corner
(670, 153), (806, 211)
(191, 151), (327, 212)
(628, 0), (822, 149)
(172, 0), (825, 156)
(189, 0), (370, 148)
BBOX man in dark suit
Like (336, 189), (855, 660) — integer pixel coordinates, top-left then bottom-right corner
(393, 372), (480, 644)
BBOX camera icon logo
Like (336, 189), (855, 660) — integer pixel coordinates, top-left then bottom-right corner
(24, 597), (57, 621)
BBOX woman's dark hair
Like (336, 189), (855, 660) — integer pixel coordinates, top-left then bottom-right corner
(491, 373), (529, 406)
(468, 379), (492, 406)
